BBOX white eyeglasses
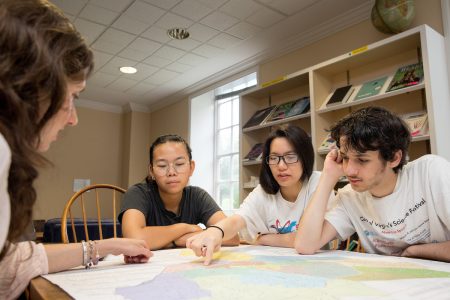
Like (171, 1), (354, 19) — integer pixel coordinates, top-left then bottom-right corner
(152, 160), (190, 176)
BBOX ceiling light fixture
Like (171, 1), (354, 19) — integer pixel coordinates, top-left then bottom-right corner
(167, 28), (190, 40)
(119, 66), (137, 74)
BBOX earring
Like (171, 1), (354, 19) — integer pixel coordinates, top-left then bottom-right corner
(151, 176), (155, 180)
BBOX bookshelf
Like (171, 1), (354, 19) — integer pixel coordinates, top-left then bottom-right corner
(239, 25), (450, 200)
(312, 25), (450, 169)
(240, 70), (311, 198)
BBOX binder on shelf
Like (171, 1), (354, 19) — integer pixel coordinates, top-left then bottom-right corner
(243, 143), (264, 161)
(325, 85), (355, 106)
(243, 105), (277, 129)
(386, 62), (424, 92)
(401, 111), (429, 137)
(353, 76), (388, 101)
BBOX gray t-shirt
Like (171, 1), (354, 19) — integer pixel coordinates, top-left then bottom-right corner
(118, 180), (221, 226)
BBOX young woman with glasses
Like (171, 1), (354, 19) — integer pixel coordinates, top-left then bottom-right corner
(119, 134), (239, 250)
(187, 125), (331, 265)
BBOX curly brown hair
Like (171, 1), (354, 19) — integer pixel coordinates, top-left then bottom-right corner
(0, 0), (93, 260)
(330, 106), (411, 173)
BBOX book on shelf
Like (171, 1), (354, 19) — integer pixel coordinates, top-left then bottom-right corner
(266, 97), (311, 123)
(285, 96), (310, 118)
(386, 62), (424, 92)
(401, 111), (429, 137)
(325, 85), (354, 106)
(353, 76), (388, 101)
(243, 105), (277, 129)
(265, 101), (296, 122)
(243, 143), (264, 161)
(318, 133), (336, 153)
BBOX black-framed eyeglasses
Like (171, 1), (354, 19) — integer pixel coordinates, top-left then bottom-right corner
(266, 154), (299, 165)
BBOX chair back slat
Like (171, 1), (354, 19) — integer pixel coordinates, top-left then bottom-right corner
(60, 184), (126, 243)
(69, 209), (77, 243)
(96, 189), (103, 240)
(113, 191), (117, 238)
(81, 195), (90, 241)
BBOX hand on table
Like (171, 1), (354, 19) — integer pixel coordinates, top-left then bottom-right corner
(101, 238), (153, 263)
(186, 228), (223, 265)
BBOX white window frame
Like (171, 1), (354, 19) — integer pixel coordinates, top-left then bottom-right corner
(213, 73), (257, 211)
(189, 69), (258, 213)
(213, 95), (240, 211)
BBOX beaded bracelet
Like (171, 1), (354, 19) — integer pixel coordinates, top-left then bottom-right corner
(87, 240), (100, 269)
(82, 240), (100, 269)
(207, 225), (225, 238)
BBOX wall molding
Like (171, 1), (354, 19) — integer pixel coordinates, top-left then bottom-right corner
(76, 98), (123, 113)
(122, 102), (151, 113)
(76, 99), (152, 114)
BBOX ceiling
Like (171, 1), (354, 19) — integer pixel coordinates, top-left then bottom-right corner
(51, 0), (373, 112)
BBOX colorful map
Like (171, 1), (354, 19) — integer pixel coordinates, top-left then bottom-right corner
(44, 246), (450, 300)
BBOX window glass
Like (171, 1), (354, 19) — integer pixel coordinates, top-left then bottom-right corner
(214, 72), (257, 209)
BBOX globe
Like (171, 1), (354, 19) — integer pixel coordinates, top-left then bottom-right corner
(371, 0), (416, 34)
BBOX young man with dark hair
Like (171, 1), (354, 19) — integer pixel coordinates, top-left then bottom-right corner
(295, 106), (450, 262)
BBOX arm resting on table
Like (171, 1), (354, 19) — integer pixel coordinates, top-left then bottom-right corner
(121, 209), (203, 250)
(402, 241), (450, 262)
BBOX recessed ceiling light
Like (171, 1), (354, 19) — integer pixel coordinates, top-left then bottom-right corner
(167, 28), (190, 40)
(119, 66), (137, 74)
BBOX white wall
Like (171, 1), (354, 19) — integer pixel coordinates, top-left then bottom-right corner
(189, 90), (215, 196)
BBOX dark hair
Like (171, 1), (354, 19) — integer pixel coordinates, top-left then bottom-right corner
(0, 0), (93, 259)
(330, 106), (411, 173)
(259, 125), (314, 194)
(149, 134), (193, 164)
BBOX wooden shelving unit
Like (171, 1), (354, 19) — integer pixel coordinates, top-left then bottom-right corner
(239, 25), (450, 200)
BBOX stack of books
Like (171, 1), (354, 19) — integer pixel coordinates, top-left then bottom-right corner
(242, 97), (310, 129)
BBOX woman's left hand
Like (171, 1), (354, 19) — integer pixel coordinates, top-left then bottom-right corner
(99, 238), (153, 263)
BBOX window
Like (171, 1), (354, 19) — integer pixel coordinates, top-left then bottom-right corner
(214, 73), (257, 210)
(190, 72), (257, 212)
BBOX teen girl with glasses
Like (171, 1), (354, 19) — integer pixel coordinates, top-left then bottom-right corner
(187, 125), (332, 265)
(119, 134), (239, 250)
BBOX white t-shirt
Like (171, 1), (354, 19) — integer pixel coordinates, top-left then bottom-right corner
(0, 133), (11, 251)
(237, 171), (322, 242)
(325, 155), (450, 255)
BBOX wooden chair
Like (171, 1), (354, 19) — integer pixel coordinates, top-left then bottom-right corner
(329, 236), (365, 253)
(60, 184), (126, 244)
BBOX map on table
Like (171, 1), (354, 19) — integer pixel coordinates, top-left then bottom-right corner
(44, 245), (450, 300)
